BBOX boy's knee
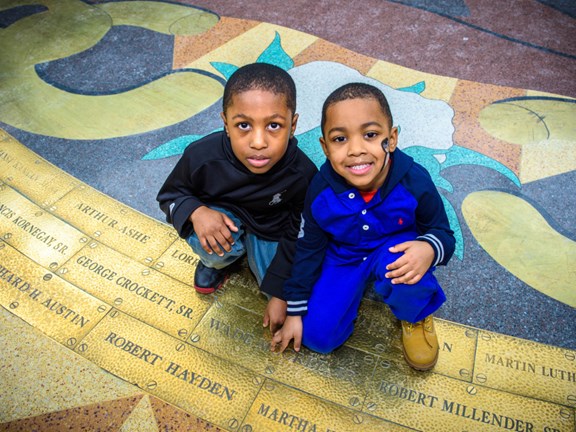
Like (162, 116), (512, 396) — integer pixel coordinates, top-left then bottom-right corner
(302, 319), (349, 354)
(302, 331), (338, 355)
(187, 232), (246, 260)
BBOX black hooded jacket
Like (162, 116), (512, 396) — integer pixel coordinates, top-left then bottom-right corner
(157, 131), (317, 298)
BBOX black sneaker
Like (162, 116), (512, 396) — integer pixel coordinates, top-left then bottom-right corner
(194, 262), (228, 294)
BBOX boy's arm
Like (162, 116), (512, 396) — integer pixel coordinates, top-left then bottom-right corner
(283, 198), (328, 316)
(157, 146), (205, 239)
(263, 296), (287, 334)
(259, 160), (318, 299)
(413, 168), (456, 267)
(269, 194), (326, 351)
(386, 168), (455, 284)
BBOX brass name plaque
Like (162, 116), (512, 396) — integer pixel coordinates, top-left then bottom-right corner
(242, 380), (413, 432)
(366, 358), (575, 432)
(0, 137), (78, 206)
(60, 242), (212, 340)
(190, 301), (376, 409)
(347, 299), (403, 357)
(475, 330), (576, 407)
(347, 299), (478, 382)
(50, 185), (175, 264)
(434, 319), (478, 382)
(0, 184), (86, 268)
(0, 240), (109, 347)
(79, 310), (261, 429)
(217, 265), (268, 313)
(153, 237), (199, 286)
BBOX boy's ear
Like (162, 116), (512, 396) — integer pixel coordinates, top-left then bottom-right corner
(319, 136), (329, 157)
(290, 113), (299, 138)
(387, 126), (399, 152)
(220, 112), (229, 136)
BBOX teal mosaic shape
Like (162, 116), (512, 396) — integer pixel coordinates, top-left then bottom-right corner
(440, 193), (464, 259)
(404, 146), (454, 192)
(296, 126), (325, 168)
(405, 144), (521, 259)
(142, 129), (222, 160)
(211, 62), (239, 80)
(442, 145), (521, 187)
(397, 81), (426, 94)
(257, 31), (294, 71)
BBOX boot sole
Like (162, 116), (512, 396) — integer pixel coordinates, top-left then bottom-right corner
(194, 275), (229, 294)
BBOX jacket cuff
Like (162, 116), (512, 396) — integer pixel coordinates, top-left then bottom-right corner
(286, 300), (308, 316)
(172, 199), (203, 238)
(416, 234), (444, 266)
(260, 271), (285, 300)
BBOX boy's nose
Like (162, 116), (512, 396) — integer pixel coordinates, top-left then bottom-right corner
(250, 130), (267, 149)
(347, 137), (366, 155)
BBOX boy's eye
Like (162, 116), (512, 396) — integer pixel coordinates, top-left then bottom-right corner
(268, 122), (281, 130)
(332, 136), (346, 143)
(365, 131), (378, 139)
(237, 122), (250, 130)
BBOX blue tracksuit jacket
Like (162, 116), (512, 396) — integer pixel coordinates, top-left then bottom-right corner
(284, 149), (455, 318)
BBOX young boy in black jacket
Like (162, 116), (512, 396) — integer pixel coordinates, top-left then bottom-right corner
(157, 63), (317, 332)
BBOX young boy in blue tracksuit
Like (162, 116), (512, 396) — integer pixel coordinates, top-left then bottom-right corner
(271, 83), (455, 370)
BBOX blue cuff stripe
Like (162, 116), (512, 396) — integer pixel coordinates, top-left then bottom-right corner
(287, 306), (308, 313)
(418, 234), (443, 266)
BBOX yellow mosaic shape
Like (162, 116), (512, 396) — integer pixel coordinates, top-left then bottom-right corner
(183, 22), (318, 75)
(367, 60), (458, 102)
(0, 0), (223, 139)
(97, 1), (219, 35)
(462, 191), (576, 307)
(479, 99), (576, 183)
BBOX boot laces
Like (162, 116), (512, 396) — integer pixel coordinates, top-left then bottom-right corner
(403, 316), (433, 334)
(404, 322), (414, 334)
(423, 315), (433, 332)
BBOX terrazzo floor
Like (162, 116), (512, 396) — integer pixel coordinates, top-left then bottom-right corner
(0, 1), (574, 431)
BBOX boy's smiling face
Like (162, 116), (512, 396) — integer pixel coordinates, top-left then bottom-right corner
(221, 89), (298, 174)
(320, 97), (398, 191)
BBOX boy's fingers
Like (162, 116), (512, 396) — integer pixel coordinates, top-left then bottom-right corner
(280, 337), (291, 353)
(386, 256), (404, 271)
(270, 321), (281, 334)
(199, 238), (214, 255)
(215, 231), (233, 251)
(294, 334), (302, 352)
(395, 241), (410, 250)
(207, 238), (223, 256)
(391, 270), (418, 285)
(223, 214), (239, 233)
(270, 335), (277, 351)
(403, 273), (422, 285)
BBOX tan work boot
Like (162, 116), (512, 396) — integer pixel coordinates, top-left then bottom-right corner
(401, 315), (439, 371)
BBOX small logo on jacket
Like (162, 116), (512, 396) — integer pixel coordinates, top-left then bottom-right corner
(269, 190), (286, 206)
(398, 217), (404, 225)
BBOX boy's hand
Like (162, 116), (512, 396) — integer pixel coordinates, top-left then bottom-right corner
(263, 296), (287, 334)
(190, 206), (238, 256)
(271, 315), (302, 353)
(385, 240), (434, 285)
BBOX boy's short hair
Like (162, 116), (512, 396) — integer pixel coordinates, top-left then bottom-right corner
(222, 63), (296, 115)
(321, 83), (393, 133)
